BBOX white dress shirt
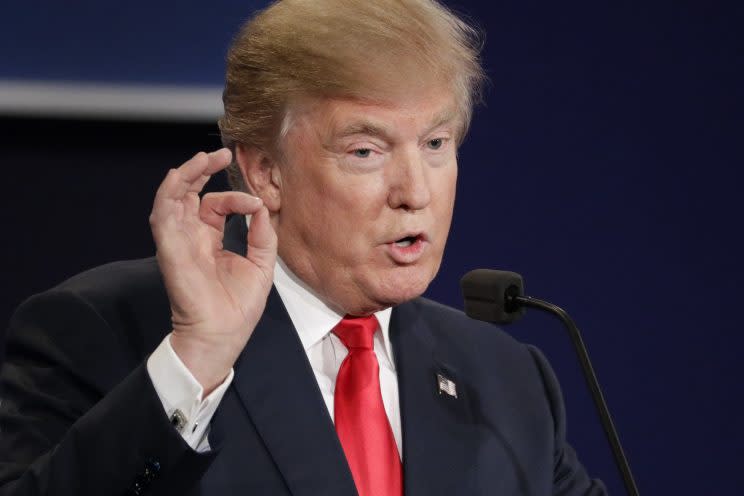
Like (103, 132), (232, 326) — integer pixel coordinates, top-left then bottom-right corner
(147, 258), (403, 457)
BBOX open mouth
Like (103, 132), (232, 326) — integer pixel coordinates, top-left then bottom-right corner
(387, 233), (427, 263)
(394, 235), (420, 248)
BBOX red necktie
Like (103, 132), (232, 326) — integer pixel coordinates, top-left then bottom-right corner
(333, 315), (403, 496)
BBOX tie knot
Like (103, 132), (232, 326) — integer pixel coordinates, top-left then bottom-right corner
(332, 315), (379, 350)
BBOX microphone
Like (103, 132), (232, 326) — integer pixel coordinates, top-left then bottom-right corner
(460, 269), (639, 496)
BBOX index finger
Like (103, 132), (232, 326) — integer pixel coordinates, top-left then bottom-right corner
(154, 148), (233, 203)
(178, 148), (233, 184)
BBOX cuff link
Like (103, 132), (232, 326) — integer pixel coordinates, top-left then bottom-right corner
(169, 409), (188, 433)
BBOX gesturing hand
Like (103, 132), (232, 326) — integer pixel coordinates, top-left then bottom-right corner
(149, 148), (277, 393)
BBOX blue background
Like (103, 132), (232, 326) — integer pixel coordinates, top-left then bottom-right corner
(1, 1), (742, 493)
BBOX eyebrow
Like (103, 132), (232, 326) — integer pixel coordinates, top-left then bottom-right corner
(335, 121), (392, 141)
(332, 107), (459, 143)
(422, 108), (458, 138)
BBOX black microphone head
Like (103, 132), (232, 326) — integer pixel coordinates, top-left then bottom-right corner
(460, 269), (526, 324)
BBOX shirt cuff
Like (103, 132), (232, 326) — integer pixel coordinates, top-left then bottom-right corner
(146, 333), (234, 452)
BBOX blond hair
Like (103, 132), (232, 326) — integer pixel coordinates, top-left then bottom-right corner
(219, 0), (486, 191)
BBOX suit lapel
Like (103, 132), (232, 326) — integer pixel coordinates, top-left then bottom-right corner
(219, 215), (357, 495)
(391, 301), (478, 496)
(229, 289), (357, 496)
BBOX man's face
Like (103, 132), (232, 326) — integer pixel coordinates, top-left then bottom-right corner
(275, 87), (459, 315)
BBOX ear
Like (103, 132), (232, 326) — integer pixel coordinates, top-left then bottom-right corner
(234, 143), (282, 213)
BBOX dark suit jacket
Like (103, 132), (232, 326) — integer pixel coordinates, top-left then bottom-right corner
(0, 216), (605, 495)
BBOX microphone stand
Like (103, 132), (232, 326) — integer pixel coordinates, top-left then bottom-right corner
(508, 291), (640, 496)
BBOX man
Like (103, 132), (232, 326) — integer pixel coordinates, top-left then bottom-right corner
(0, 0), (606, 494)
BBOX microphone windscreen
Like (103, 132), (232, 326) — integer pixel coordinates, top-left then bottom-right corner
(460, 269), (526, 324)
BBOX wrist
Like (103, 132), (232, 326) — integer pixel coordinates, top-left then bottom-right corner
(170, 331), (237, 395)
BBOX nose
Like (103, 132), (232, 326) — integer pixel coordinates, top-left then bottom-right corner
(387, 148), (432, 211)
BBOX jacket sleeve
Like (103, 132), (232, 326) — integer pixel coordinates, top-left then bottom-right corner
(526, 345), (608, 496)
(0, 289), (216, 495)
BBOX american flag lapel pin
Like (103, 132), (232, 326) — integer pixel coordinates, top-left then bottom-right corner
(436, 373), (458, 398)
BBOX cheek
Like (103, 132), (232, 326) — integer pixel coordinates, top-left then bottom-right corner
(288, 179), (386, 258)
(433, 164), (458, 225)
(445, 160), (458, 200)
(328, 179), (389, 236)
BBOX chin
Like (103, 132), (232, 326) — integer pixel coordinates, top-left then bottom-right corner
(372, 264), (437, 306)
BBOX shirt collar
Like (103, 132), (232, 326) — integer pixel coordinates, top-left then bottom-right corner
(272, 257), (394, 366)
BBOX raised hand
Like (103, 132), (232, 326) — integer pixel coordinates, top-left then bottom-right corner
(149, 148), (277, 393)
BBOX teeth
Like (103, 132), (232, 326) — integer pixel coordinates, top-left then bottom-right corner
(395, 238), (414, 247)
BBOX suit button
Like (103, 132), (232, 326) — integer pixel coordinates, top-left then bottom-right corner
(130, 480), (144, 495)
(128, 459), (161, 494)
(144, 459), (161, 482)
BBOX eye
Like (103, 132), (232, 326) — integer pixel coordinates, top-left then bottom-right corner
(353, 148), (372, 158)
(427, 138), (444, 150)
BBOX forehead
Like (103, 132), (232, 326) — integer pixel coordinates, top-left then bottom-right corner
(286, 87), (462, 141)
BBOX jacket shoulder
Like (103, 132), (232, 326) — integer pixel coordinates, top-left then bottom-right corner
(55, 256), (164, 303)
(8, 257), (170, 365)
(403, 297), (548, 397)
(410, 296), (526, 352)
